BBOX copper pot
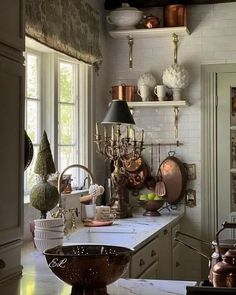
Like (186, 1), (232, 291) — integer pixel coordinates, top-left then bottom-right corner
(111, 84), (137, 102)
(164, 5), (187, 27)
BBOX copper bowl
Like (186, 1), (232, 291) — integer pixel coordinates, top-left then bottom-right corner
(44, 244), (133, 295)
(138, 200), (165, 216)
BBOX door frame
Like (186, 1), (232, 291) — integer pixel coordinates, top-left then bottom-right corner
(201, 64), (236, 239)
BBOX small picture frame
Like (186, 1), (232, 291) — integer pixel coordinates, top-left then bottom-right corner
(186, 163), (196, 180)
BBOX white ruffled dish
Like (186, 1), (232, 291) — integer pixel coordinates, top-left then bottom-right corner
(34, 218), (64, 228)
(34, 229), (64, 239)
(34, 237), (63, 253)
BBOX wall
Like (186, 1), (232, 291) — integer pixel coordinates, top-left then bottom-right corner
(105, 2), (236, 281)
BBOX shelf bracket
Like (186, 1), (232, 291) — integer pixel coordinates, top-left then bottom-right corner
(174, 106), (179, 139)
(172, 33), (179, 64)
(128, 35), (133, 69)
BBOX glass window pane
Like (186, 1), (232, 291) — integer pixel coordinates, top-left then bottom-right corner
(58, 146), (74, 171)
(59, 62), (73, 103)
(24, 146), (39, 194)
(27, 54), (39, 99)
(26, 100), (40, 144)
(59, 104), (74, 145)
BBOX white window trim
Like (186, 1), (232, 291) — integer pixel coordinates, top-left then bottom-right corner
(24, 37), (94, 202)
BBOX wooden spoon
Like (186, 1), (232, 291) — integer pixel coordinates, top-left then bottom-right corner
(154, 144), (166, 197)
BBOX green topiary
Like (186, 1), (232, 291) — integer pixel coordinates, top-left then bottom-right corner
(30, 131), (59, 219)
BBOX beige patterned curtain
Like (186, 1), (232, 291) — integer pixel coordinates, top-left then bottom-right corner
(25, 0), (102, 69)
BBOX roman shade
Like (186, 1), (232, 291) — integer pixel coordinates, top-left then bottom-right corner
(25, 0), (102, 70)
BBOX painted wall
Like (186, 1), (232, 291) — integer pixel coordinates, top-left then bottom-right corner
(104, 2), (236, 281)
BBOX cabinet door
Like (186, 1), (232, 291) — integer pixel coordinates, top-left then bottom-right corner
(0, 0), (24, 51)
(139, 261), (158, 279)
(0, 55), (24, 245)
(157, 227), (172, 279)
(172, 244), (181, 280)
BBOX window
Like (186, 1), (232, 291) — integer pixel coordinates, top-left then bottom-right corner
(24, 39), (92, 198)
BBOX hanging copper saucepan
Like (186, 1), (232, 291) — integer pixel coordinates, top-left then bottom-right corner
(124, 156), (149, 191)
(159, 152), (188, 204)
(175, 222), (236, 283)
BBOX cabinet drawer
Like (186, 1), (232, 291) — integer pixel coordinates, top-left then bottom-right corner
(131, 237), (159, 278)
(172, 223), (180, 248)
(0, 240), (22, 283)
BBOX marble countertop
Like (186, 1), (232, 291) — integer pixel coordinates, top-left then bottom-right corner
(0, 210), (192, 295)
(65, 209), (184, 251)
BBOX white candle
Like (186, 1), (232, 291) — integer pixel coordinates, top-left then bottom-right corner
(126, 126), (130, 138)
(111, 125), (114, 140)
(96, 123), (99, 136)
(104, 126), (107, 139)
(141, 129), (144, 142)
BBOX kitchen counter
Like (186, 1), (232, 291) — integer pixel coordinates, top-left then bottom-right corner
(65, 209), (184, 251)
(0, 210), (195, 295)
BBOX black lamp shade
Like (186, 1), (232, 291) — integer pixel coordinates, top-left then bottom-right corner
(102, 100), (135, 125)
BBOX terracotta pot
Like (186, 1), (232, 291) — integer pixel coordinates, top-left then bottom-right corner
(164, 5), (187, 27)
(111, 85), (137, 102)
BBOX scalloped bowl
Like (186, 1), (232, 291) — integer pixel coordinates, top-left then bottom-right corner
(44, 244), (133, 294)
(138, 199), (165, 216)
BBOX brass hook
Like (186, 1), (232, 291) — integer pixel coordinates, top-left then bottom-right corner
(174, 106), (179, 139)
(172, 33), (179, 64)
(128, 36), (134, 69)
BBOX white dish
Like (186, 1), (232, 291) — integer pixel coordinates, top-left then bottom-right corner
(107, 3), (143, 30)
(34, 225), (64, 232)
(34, 238), (63, 253)
(34, 229), (64, 239)
(34, 218), (64, 228)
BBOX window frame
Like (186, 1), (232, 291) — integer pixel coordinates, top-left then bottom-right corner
(24, 38), (93, 201)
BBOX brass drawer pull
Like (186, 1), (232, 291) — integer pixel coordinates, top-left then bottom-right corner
(139, 258), (145, 266)
(164, 229), (168, 235)
(151, 250), (157, 257)
(0, 259), (6, 269)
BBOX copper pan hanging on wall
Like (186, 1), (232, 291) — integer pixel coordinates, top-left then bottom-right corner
(159, 152), (187, 204)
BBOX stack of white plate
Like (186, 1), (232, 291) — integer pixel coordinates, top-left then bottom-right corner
(34, 218), (64, 253)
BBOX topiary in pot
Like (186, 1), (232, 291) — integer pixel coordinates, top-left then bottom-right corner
(30, 131), (59, 219)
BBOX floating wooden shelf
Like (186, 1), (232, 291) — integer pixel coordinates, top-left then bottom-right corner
(109, 26), (190, 39)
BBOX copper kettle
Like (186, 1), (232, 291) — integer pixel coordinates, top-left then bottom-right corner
(212, 222), (236, 287)
(175, 221), (236, 283)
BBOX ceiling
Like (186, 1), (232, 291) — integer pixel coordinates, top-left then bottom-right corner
(104, 0), (235, 9)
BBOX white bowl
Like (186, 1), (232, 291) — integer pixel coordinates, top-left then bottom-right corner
(34, 238), (63, 253)
(34, 225), (65, 232)
(107, 3), (143, 30)
(34, 229), (64, 239)
(34, 218), (64, 228)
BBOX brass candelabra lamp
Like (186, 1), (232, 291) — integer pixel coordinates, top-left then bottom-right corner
(95, 99), (144, 218)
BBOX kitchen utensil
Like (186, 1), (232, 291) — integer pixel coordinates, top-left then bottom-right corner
(44, 245), (133, 295)
(137, 85), (151, 101)
(143, 15), (160, 29)
(126, 157), (149, 191)
(111, 84), (137, 101)
(155, 144), (166, 197)
(175, 222), (236, 283)
(146, 144), (156, 190)
(106, 3), (143, 30)
(164, 4), (187, 27)
(154, 85), (167, 101)
(212, 221), (236, 287)
(159, 151), (187, 204)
